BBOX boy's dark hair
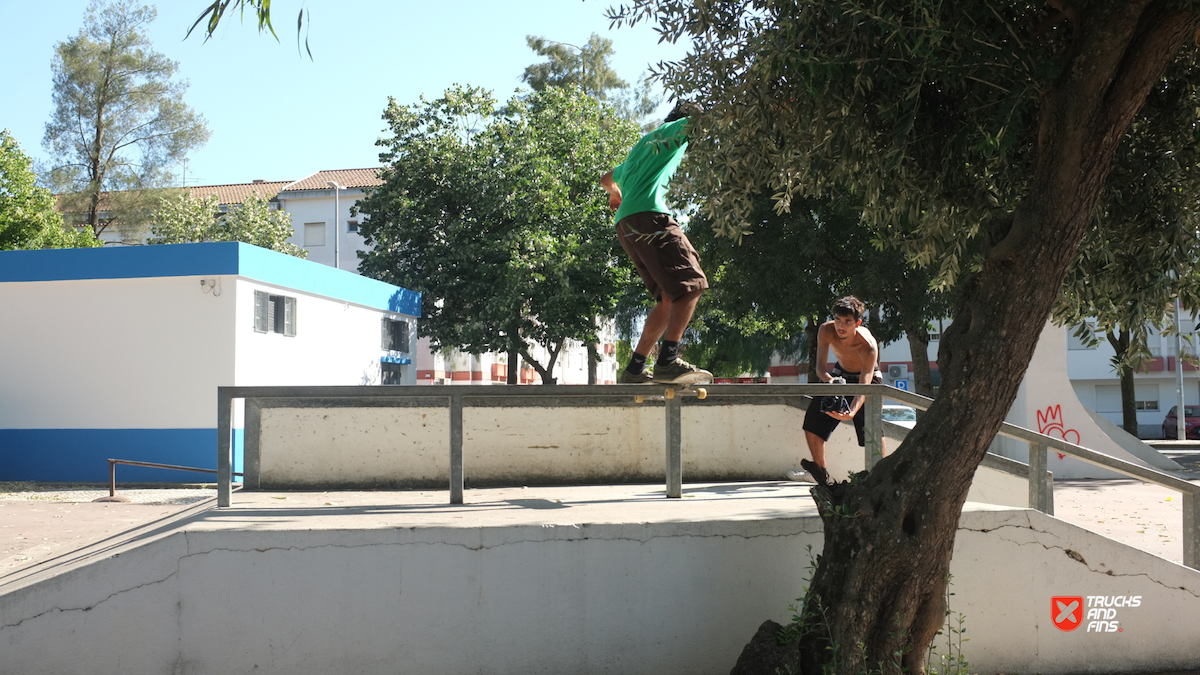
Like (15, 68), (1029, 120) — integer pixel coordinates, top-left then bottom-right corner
(664, 101), (703, 123)
(832, 296), (865, 322)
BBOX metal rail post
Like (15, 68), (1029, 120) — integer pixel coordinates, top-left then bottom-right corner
(449, 393), (464, 505)
(864, 393), (883, 470)
(665, 391), (682, 498)
(217, 388), (233, 508)
(1028, 440), (1048, 512)
(1185, 491), (1199, 569)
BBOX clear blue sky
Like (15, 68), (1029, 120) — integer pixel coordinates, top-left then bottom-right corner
(1, 1), (690, 188)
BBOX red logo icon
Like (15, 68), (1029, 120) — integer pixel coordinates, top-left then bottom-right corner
(1053, 596), (1084, 631)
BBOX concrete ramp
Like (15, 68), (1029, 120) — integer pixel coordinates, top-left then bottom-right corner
(2, 484), (1197, 675)
(1083, 406), (1184, 472)
(997, 322), (1182, 478)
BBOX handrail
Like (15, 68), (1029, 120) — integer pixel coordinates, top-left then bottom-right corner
(875, 388), (1200, 494)
(98, 458), (243, 503)
(875, 387), (1199, 566)
(216, 382), (1200, 569)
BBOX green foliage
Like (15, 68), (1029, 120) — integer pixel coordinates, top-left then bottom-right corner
(523, 34), (629, 100)
(149, 191), (306, 257)
(0, 130), (98, 251)
(609, 0), (1059, 286)
(523, 33), (660, 122)
(683, 192), (952, 380)
(357, 85), (641, 382)
(187, 0), (311, 57)
(925, 576), (973, 675)
(44, 0), (210, 239)
(1054, 50), (1200, 371)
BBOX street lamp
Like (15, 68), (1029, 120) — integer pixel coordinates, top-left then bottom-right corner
(326, 180), (346, 270)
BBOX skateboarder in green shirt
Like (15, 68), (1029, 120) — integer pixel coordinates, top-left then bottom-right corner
(600, 102), (712, 385)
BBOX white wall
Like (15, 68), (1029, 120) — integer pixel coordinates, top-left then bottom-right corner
(3, 502), (1196, 675)
(279, 190), (370, 274)
(249, 400), (1026, 507)
(232, 279), (415, 387)
(0, 275), (235, 429)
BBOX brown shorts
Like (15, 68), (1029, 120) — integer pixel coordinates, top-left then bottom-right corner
(616, 211), (709, 302)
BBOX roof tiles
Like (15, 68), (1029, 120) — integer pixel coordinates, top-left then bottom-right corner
(282, 168), (383, 192)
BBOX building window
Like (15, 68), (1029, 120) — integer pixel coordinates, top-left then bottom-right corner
(1096, 385), (1122, 413)
(254, 291), (296, 336)
(382, 317), (410, 352)
(304, 222), (325, 246)
(347, 219), (359, 234)
(382, 361), (405, 385)
(1098, 384), (1159, 412)
(1136, 384), (1159, 411)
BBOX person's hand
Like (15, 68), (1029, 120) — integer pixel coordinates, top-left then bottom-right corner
(608, 193), (622, 211)
(825, 410), (854, 421)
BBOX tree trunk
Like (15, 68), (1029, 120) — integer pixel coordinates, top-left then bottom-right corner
(520, 338), (565, 385)
(904, 317), (935, 398)
(507, 348), (519, 385)
(805, 315), (820, 383)
(588, 343), (599, 385)
(778, 9), (1200, 675)
(1107, 330), (1140, 435)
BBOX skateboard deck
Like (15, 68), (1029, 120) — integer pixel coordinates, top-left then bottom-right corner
(634, 380), (710, 404)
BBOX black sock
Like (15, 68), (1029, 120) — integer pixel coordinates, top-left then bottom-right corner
(627, 352), (648, 373)
(658, 340), (680, 365)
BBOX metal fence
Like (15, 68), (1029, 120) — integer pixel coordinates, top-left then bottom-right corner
(216, 382), (1200, 569)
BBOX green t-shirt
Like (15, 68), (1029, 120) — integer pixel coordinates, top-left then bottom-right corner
(611, 118), (690, 224)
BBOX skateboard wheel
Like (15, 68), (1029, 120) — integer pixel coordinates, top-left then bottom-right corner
(696, 387), (707, 400)
(635, 395), (644, 404)
(665, 387), (675, 400)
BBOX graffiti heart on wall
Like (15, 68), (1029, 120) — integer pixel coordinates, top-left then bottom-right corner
(1037, 404), (1078, 459)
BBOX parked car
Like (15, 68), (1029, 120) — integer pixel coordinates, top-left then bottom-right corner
(1161, 405), (1200, 439)
(881, 404), (918, 429)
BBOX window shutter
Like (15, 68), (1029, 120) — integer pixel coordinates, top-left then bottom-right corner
(254, 291), (268, 333)
(266, 295), (277, 333)
(398, 320), (410, 353)
(382, 317), (391, 350)
(284, 296), (297, 336)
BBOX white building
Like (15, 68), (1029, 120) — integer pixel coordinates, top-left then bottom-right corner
(0, 242), (420, 482)
(77, 168), (617, 386)
(1064, 322), (1200, 438)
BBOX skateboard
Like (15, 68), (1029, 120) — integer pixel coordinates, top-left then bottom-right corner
(634, 379), (710, 404)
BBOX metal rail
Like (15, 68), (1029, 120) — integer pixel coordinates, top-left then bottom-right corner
(99, 458), (243, 502)
(216, 382), (1200, 569)
(877, 388), (1200, 568)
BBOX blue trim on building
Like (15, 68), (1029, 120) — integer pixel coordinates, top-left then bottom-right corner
(0, 242), (421, 317)
(381, 356), (412, 364)
(0, 429), (243, 483)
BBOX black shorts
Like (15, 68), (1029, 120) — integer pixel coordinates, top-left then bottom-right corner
(802, 364), (884, 447)
(616, 211), (709, 302)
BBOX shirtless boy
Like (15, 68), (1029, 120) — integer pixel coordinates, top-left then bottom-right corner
(792, 296), (884, 486)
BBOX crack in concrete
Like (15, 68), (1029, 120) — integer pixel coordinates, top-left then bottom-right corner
(958, 519), (1200, 598)
(0, 568), (179, 632)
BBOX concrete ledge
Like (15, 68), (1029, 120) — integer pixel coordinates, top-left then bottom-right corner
(2, 484), (1197, 675)
(242, 397), (1031, 512)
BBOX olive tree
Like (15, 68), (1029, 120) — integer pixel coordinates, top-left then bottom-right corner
(610, 2), (1200, 673)
(45, 0), (209, 240)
